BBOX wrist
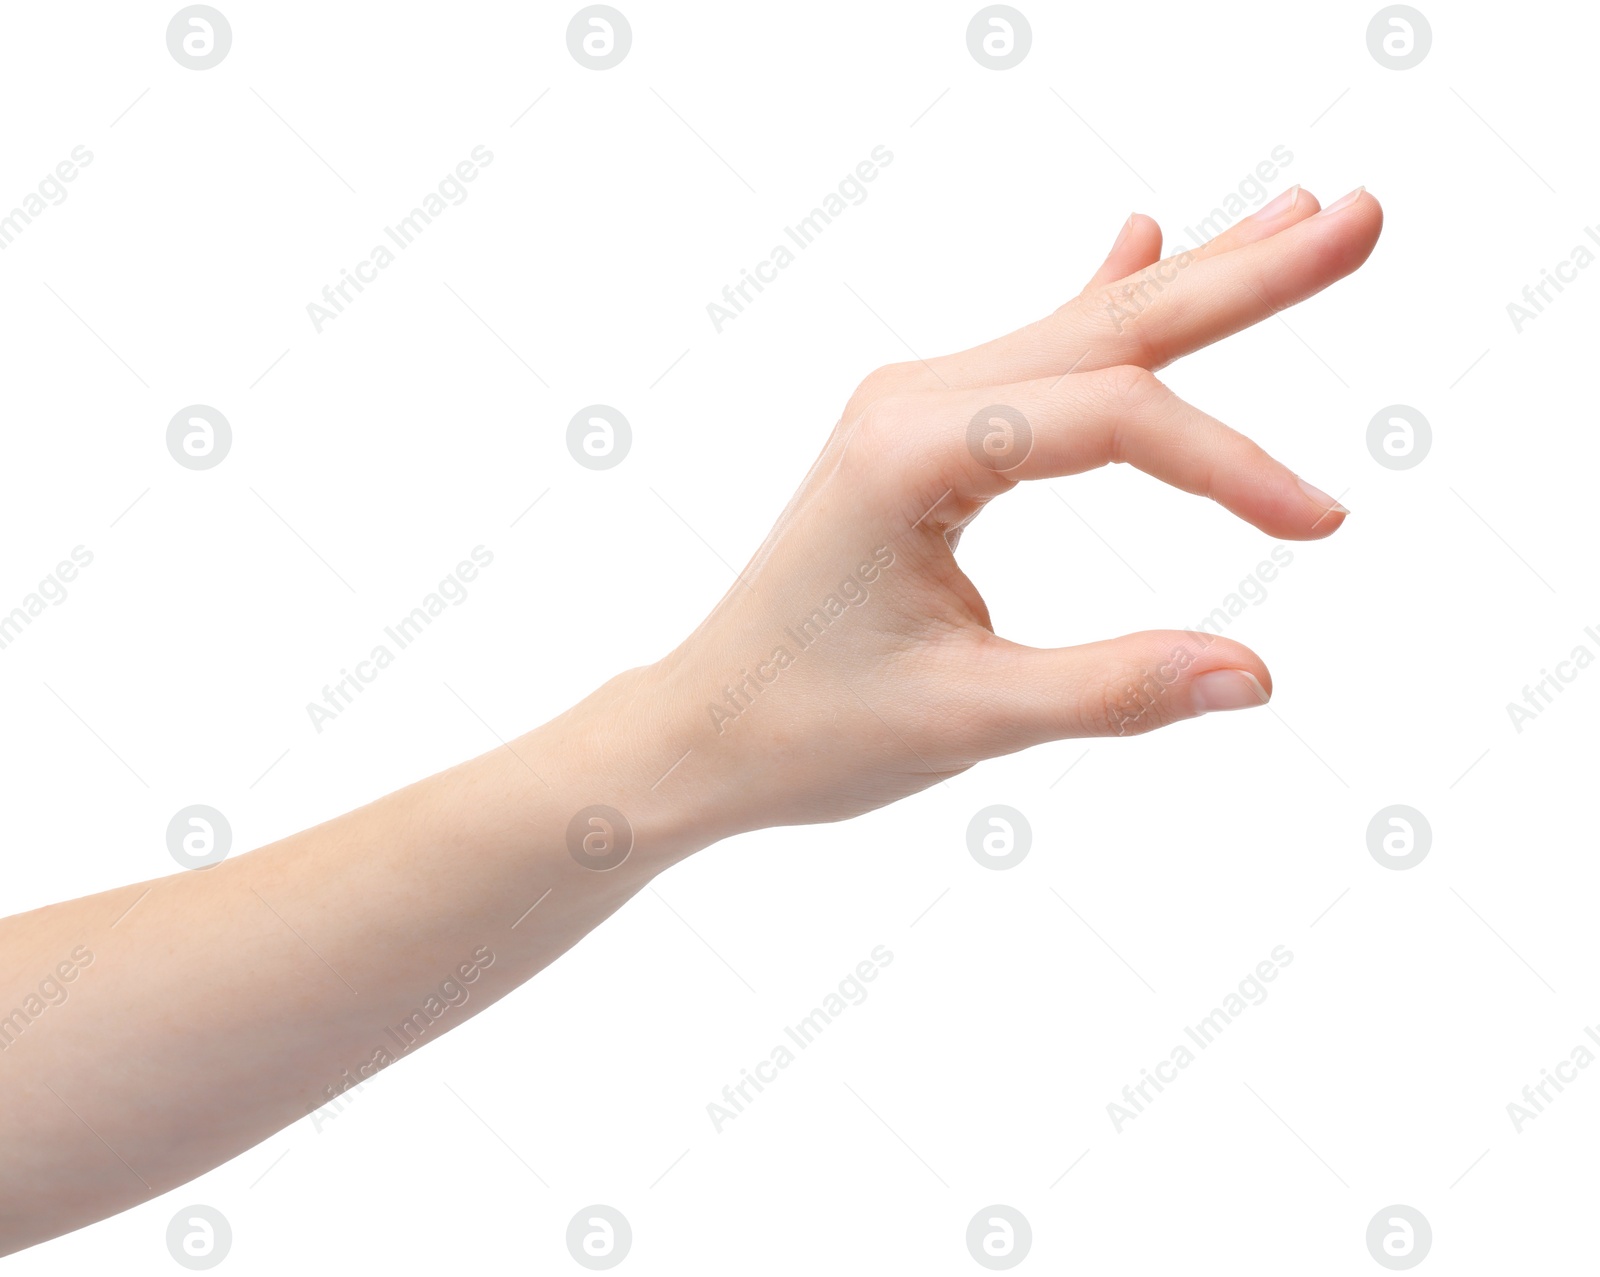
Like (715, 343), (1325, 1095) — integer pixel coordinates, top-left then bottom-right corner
(526, 659), (722, 875)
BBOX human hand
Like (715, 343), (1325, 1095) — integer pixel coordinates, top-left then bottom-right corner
(577, 186), (1382, 849)
(0, 184), (1382, 1257)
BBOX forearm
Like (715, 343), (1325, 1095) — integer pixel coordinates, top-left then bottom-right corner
(3, 182), (1380, 1260)
(0, 666), (701, 1256)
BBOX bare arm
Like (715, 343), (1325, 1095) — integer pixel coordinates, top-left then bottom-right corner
(0, 184), (1380, 1256)
(0, 676), (699, 1254)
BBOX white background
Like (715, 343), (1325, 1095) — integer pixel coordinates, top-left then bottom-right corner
(1, 0), (1594, 1271)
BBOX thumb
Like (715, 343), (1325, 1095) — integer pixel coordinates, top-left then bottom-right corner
(976, 630), (1272, 749)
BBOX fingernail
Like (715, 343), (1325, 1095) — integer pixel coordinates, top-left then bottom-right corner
(1296, 476), (1348, 514)
(1112, 214), (1135, 250)
(1192, 670), (1270, 713)
(1250, 185), (1301, 221)
(1317, 186), (1364, 216)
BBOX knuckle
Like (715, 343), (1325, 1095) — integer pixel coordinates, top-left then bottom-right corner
(840, 394), (916, 471)
(843, 363), (914, 420)
(1099, 363), (1164, 406)
(870, 361), (916, 390)
(862, 393), (932, 453)
(1089, 278), (1169, 364)
(1091, 663), (1183, 737)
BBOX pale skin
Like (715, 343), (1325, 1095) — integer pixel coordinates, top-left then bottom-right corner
(0, 182), (1381, 1255)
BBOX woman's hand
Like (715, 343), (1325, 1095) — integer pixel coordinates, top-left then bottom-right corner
(0, 181), (1381, 1257)
(594, 186), (1382, 846)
